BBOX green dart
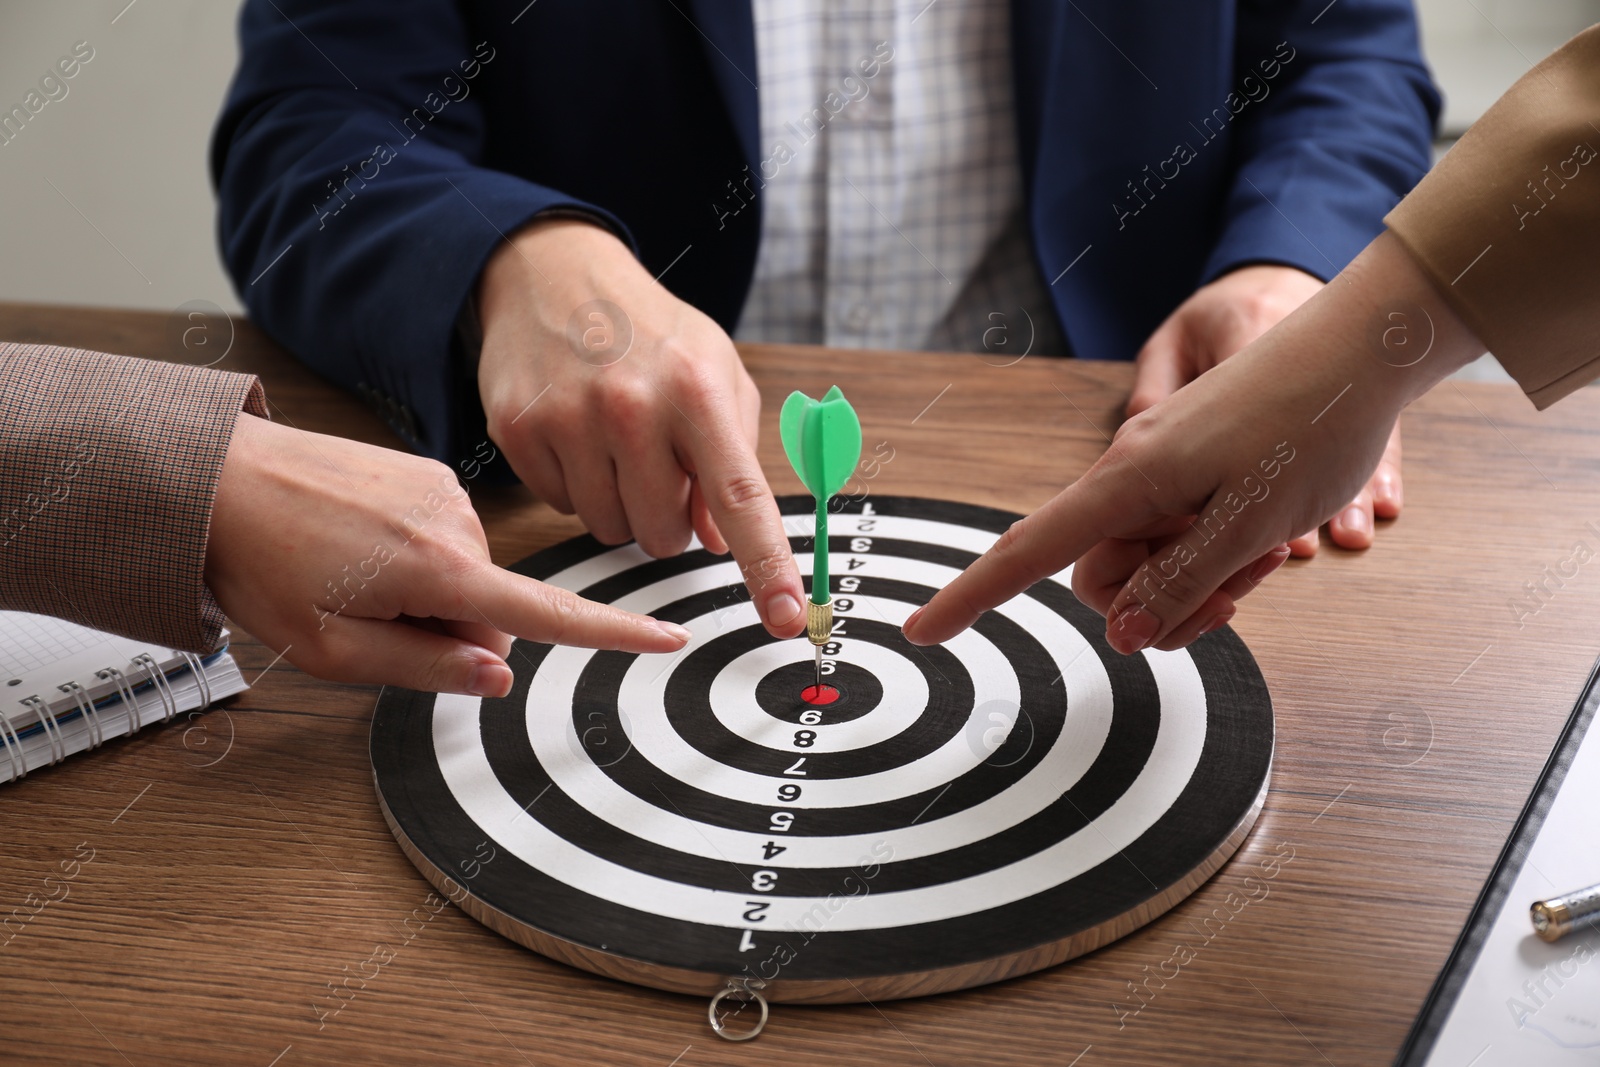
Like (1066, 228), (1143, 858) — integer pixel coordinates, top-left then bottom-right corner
(780, 386), (863, 688)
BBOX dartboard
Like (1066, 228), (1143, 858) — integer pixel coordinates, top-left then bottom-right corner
(370, 496), (1273, 1003)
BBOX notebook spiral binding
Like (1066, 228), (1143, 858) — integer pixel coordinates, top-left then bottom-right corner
(96, 667), (139, 737)
(21, 695), (65, 764)
(0, 653), (219, 784)
(180, 651), (212, 709)
(134, 654), (179, 723)
(0, 711), (21, 783)
(61, 680), (101, 749)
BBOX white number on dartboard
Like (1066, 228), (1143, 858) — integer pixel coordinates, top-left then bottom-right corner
(793, 730), (816, 748)
(739, 930), (757, 952)
(861, 503), (876, 516)
(769, 811), (794, 832)
(838, 576), (860, 593)
(820, 660), (837, 676)
(799, 709), (822, 725)
(751, 870), (779, 892)
(851, 538), (873, 553)
(784, 756), (808, 774)
(761, 840), (787, 860)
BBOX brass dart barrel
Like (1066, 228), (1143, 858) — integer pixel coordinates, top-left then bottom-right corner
(806, 599), (833, 645)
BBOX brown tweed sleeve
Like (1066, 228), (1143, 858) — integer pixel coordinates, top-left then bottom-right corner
(1385, 24), (1600, 410)
(0, 343), (268, 653)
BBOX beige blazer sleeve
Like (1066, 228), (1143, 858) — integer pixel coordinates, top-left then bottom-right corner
(1386, 24), (1600, 409)
(0, 344), (267, 653)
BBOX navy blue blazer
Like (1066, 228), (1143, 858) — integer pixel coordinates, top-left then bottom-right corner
(213, 0), (1438, 468)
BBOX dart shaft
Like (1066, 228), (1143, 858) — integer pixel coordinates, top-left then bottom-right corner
(807, 502), (834, 683)
(812, 495), (830, 604)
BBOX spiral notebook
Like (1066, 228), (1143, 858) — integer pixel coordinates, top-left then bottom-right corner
(0, 611), (248, 784)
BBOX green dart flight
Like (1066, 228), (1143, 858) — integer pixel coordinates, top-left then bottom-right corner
(780, 386), (862, 683)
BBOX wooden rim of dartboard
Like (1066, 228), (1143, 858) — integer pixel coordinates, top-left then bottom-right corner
(370, 496), (1274, 1005)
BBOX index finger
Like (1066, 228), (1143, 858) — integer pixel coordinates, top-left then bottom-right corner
(904, 476), (1114, 646)
(454, 564), (692, 653)
(678, 405), (807, 638)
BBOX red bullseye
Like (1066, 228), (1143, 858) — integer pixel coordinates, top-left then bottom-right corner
(801, 684), (840, 706)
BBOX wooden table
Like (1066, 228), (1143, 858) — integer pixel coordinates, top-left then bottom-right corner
(4, 302), (1599, 1067)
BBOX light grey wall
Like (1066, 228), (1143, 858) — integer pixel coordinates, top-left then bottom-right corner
(0, 1), (1595, 314)
(0, 1), (245, 315)
(1415, 0), (1600, 134)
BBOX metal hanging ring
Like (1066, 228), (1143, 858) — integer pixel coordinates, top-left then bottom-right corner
(707, 981), (769, 1042)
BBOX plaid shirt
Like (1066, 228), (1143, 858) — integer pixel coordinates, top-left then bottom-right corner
(736, 0), (1066, 357)
(0, 344), (266, 653)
